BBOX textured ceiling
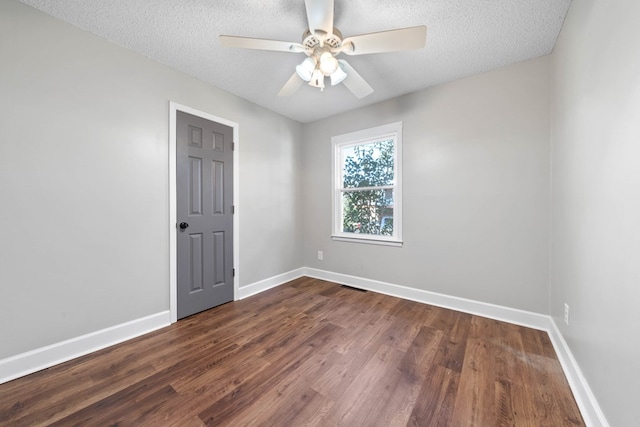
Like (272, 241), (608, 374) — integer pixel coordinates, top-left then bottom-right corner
(19, 0), (571, 123)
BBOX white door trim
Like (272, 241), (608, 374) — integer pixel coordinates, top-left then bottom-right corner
(169, 102), (240, 324)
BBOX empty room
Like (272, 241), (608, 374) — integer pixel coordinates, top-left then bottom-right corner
(0, 0), (637, 426)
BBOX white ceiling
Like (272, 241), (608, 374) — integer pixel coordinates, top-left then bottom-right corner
(19, 0), (572, 123)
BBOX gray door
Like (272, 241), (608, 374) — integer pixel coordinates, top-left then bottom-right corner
(176, 111), (234, 319)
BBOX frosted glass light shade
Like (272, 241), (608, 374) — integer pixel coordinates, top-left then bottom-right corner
(319, 51), (339, 75)
(330, 65), (347, 85)
(295, 57), (316, 82)
(308, 69), (325, 88)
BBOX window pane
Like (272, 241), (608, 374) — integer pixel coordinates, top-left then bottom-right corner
(342, 189), (394, 236)
(342, 139), (394, 188)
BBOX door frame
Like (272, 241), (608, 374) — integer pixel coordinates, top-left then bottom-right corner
(169, 101), (239, 324)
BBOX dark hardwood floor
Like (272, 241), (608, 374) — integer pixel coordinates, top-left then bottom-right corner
(0, 277), (584, 426)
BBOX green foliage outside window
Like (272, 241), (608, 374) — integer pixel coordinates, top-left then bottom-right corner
(341, 139), (394, 236)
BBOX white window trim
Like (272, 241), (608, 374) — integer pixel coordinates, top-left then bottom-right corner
(331, 121), (403, 247)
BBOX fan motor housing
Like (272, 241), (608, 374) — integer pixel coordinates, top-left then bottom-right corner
(302, 28), (343, 51)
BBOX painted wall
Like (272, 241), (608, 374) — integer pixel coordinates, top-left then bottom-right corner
(550, 0), (640, 425)
(0, 0), (303, 359)
(302, 56), (551, 313)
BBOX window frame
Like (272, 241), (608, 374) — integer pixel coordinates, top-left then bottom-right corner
(331, 121), (403, 247)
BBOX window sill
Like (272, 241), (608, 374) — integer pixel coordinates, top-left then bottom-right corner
(331, 235), (403, 247)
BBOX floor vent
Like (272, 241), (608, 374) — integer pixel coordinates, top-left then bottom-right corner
(341, 285), (367, 292)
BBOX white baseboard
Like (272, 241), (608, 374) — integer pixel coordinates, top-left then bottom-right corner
(0, 268), (608, 427)
(236, 267), (305, 300)
(303, 267), (550, 330)
(302, 267), (608, 427)
(0, 266), (308, 385)
(547, 318), (610, 427)
(0, 311), (170, 385)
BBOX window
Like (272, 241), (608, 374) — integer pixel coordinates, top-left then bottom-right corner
(332, 122), (402, 246)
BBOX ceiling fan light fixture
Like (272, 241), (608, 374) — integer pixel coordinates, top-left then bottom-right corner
(221, 0), (427, 99)
(330, 64), (347, 85)
(319, 51), (338, 75)
(295, 57), (316, 81)
(308, 68), (325, 89)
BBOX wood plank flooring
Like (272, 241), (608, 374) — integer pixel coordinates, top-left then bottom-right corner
(0, 277), (584, 426)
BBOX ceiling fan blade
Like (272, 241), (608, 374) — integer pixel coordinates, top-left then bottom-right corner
(338, 60), (373, 99)
(278, 73), (304, 96)
(219, 35), (304, 53)
(305, 0), (334, 35)
(342, 25), (427, 55)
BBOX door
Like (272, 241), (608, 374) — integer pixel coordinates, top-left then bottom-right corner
(176, 111), (234, 319)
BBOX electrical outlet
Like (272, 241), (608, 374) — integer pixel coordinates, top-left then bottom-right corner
(317, 251), (323, 261)
(564, 303), (570, 325)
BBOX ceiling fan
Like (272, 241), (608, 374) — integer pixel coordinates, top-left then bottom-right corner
(219, 0), (427, 99)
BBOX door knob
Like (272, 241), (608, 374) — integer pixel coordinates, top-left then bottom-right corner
(179, 222), (189, 230)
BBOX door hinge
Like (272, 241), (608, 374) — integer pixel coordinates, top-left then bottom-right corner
(232, 142), (235, 151)
(231, 205), (235, 214)
(232, 268), (235, 277)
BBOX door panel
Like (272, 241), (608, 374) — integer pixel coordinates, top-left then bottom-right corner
(212, 160), (224, 214)
(189, 233), (203, 292)
(189, 156), (203, 215)
(177, 111), (233, 319)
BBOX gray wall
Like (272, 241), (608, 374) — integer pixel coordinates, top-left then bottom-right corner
(551, 0), (640, 425)
(0, 0), (303, 359)
(302, 56), (551, 313)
